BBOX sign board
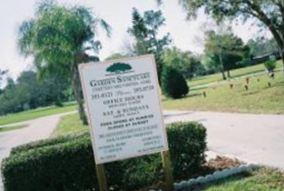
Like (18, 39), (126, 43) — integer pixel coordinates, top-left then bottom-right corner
(79, 54), (168, 164)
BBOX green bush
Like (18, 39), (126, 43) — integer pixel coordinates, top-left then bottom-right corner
(264, 59), (276, 72)
(2, 122), (206, 191)
(167, 122), (206, 179)
(161, 66), (189, 99)
(10, 131), (89, 155)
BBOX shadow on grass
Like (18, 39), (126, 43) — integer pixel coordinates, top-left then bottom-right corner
(182, 172), (252, 191)
(161, 93), (203, 102)
(231, 69), (264, 79)
(191, 86), (209, 92)
(185, 93), (203, 98)
(242, 90), (260, 96)
(0, 124), (28, 133)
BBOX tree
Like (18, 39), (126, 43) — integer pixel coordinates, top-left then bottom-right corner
(128, 8), (171, 83)
(18, 0), (110, 124)
(162, 47), (205, 79)
(204, 30), (248, 79)
(0, 70), (71, 116)
(179, 0), (284, 71)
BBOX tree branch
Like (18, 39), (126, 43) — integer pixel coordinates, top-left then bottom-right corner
(245, 0), (284, 47)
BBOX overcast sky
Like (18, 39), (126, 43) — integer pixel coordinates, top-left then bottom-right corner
(0, 0), (272, 79)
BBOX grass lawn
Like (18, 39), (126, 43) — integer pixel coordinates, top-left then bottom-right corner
(52, 113), (87, 137)
(189, 61), (283, 88)
(163, 70), (284, 114)
(204, 168), (284, 191)
(0, 124), (28, 132)
(0, 102), (77, 126)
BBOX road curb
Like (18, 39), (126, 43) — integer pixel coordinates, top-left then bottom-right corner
(174, 164), (259, 190)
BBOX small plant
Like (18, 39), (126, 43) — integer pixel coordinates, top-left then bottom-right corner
(161, 66), (189, 99)
(246, 77), (250, 84)
(264, 60), (276, 73)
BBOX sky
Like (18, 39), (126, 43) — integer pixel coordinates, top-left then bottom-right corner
(0, 0), (272, 79)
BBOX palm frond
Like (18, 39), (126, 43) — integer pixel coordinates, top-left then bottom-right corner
(99, 19), (112, 37)
(18, 20), (35, 56)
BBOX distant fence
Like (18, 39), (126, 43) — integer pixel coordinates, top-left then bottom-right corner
(238, 50), (282, 66)
(251, 51), (281, 64)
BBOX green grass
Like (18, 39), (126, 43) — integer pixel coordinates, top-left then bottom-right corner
(0, 102), (77, 126)
(52, 113), (87, 137)
(204, 168), (284, 191)
(189, 61), (283, 88)
(0, 124), (28, 133)
(163, 71), (284, 114)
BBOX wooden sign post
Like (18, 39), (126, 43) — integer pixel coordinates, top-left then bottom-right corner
(79, 55), (173, 191)
(95, 164), (108, 191)
(161, 151), (174, 191)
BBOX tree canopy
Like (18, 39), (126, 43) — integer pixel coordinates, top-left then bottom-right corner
(128, 8), (171, 83)
(162, 47), (205, 79)
(0, 70), (70, 115)
(18, 0), (110, 124)
(203, 30), (249, 79)
(179, 0), (284, 69)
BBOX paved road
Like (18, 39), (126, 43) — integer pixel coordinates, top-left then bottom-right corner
(0, 112), (74, 190)
(164, 110), (284, 169)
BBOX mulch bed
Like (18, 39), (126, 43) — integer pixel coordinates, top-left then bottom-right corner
(203, 155), (244, 173)
(137, 155), (244, 191)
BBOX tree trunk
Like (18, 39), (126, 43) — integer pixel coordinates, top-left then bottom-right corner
(72, 64), (88, 125)
(221, 70), (226, 80)
(218, 53), (226, 80)
(275, 45), (284, 73)
(281, 48), (284, 73)
(227, 70), (231, 78)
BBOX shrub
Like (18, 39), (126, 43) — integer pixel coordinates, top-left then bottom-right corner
(10, 131), (89, 155)
(264, 59), (276, 72)
(161, 66), (189, 99)
(2, 122), (206, 191)
(167, 122), (206, 179)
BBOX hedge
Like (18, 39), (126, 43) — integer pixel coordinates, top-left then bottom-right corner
(1, 122), (206, 191)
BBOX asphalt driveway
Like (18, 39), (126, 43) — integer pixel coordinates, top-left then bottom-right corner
(164, 110), (284, 169)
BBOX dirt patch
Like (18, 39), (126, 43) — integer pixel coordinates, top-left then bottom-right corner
(205, 155), (244, 171)
(136, 156), (244, 191)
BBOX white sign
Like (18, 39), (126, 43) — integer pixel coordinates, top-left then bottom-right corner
(79, 55), (168, 164)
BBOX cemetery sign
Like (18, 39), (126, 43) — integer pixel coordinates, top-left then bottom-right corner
(79, 55), (169, 164)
